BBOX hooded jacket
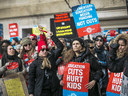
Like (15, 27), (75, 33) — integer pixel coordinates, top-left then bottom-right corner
(108, 33), (128, 77)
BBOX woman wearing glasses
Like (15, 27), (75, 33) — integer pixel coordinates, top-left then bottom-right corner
(28, 31), (64, 96)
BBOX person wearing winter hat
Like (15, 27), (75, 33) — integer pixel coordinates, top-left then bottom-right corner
(29, 34), (37, 47)
(28, 31), (64, 96)
(60, 37), (103, 96)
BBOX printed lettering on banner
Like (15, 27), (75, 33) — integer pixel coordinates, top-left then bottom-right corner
(9, 23), (19, 37)
(72, 4), (101, 37)
(107, 72), (123, 96)
(63, 62), (90, 96)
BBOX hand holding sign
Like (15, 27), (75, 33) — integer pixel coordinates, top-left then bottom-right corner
(60, 80), (65, 86)
(85, 80), (96, 89)
(38, 25), (48, 33)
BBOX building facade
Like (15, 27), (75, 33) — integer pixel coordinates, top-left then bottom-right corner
(0, 0), (127, 39)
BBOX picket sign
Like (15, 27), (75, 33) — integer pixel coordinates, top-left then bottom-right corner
(72, 4), (101, 37)
(107, 72), (123, 96)
(9, 23), (19, 37)
(63, 62), (90, 96)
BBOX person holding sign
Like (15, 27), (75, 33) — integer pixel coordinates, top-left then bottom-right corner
(28, 31), (64, 96)
(60, 38), (103, 96)
(108, 33), (128, 95)
(0, 45), (26, 77)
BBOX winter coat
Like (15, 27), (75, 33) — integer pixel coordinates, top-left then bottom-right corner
(94, 46), (109, 89)
(107, 33), (128, 77)
(28, 35), (64, 96)
(63, 47), (103, 96)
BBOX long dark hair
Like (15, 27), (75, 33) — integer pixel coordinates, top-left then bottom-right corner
(2, 45), (23, 71)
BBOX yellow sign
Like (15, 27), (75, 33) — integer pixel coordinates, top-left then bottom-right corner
(4, 78), (25, 96)
(32, 25), (47, 37)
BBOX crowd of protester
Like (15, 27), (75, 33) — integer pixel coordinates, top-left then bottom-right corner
(0, 26), (128, 96)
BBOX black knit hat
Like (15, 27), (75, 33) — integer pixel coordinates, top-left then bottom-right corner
(13, 37), (18, 42)
(72, 38), (84, 47)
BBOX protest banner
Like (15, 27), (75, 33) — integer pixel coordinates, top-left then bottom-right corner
(9, 23), (19, 37)
(0, 73), (29, 96)
(107, 72), (123, 96)
(32, 25), (47, 37)
(53, 13), (78, 38)
(63, 62), (90, 96)
(72, 4), (101, 37)
(0, 24), (3, 40)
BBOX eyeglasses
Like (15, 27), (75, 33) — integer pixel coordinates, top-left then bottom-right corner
(96, 38), (103, 42)
(24, 43), (31, 47)
(40, 49), (49, 51)
(89, 47), (94, 49)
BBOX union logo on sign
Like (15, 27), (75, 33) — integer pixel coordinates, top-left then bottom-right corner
(68, 93), (77, 96)
(83, 27), (95, 33)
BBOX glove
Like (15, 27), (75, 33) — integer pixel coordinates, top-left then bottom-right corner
(109, 43), (119, 60)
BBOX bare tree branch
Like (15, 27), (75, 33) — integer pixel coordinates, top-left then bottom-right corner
(64, 0), (72, 9)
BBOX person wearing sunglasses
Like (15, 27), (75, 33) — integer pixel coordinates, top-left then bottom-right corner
(28, 31), (64, 96)
(94, 35), (109, 96)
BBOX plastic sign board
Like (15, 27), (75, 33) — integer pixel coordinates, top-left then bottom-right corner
(63, 62), (90, 96)
(32, 25), (47, 37)
(54, 13), (73, 37)
(0, 24), (3, 40)
(107, 72), (123, 96)
(9, 23), (19, 37)
(72, 4), (101, 37)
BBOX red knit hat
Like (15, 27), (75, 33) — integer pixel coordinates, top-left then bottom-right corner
(29, 34), (37, 41)
(38, 41), (48, 53)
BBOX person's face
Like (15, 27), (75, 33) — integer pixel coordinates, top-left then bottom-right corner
(104, 46), (108, 51)
(72, 40), (82, 52)
(11, 39), (16, 45)
(2, 43), (8, 50)
(30, 38), (37, 46)
(7, 46), (15, 56)
(118, 40), (126, 53)
(16, 49), (20, 53)
(60, 40), (66, 47)
(89, 43), (94, 53)
(24, 43), (32, 51)
(39, 49), (49, 57)
(95, 37), (104, 47)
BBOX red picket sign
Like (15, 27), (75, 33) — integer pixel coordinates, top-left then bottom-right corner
(7, 62), (19, 69)
(63, 62), (90, 92)
(107, 72), (123, 94)
(25, 59), (35, 66)
(9, 23), (19, 37)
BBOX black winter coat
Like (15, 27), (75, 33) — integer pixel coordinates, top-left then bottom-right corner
(28, 35), (64, 96)
(108, 55), (128, 77)
(71, 48), (103, 96)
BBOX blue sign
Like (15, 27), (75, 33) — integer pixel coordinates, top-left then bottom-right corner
(72, 4), (99, 29)
(63, 89), (88, 96)
(0, 24), (3, 38)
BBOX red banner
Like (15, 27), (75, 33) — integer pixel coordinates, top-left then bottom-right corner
(9, 23), (19, 37)
(77, 24), (101, 37)
(63, 62), (90, 92)
(107, 72), (123, 94)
